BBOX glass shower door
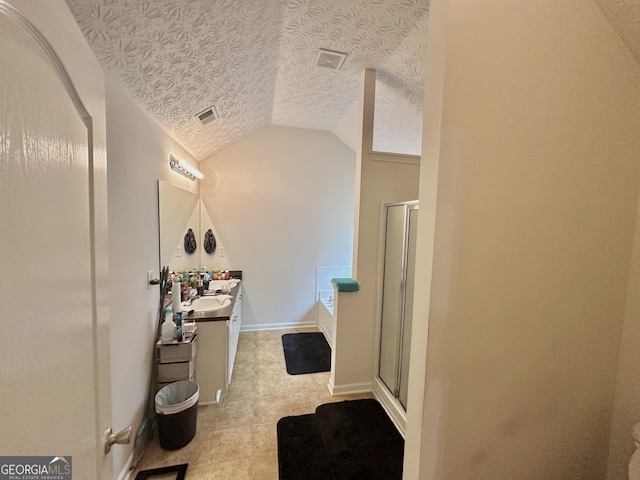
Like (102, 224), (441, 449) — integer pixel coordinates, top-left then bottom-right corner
(378, 202), (418, 411)
(378, 205), (406, 393)
(398, 206), (418, 409)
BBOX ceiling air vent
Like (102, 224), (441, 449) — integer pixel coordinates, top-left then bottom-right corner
(195, 105), (219, 126)
(315, 48), (347, 70)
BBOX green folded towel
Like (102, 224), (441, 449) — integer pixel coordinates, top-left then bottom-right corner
(331, 278), (360, 292)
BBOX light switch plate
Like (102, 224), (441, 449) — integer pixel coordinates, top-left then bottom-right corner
(219, 246), (226, 257)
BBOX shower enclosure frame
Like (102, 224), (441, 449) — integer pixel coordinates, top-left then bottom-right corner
(373, 200), (418, 437)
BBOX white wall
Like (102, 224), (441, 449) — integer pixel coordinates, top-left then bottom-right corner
(105, 78), (198, 477)
(199, 125), (355, 330)
(331, 70), (421, 393)
(406, 0), (640, 479)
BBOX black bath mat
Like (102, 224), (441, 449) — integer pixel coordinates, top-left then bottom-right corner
(282, 332), (331, 375)
(277, 399), (404, 480)
(315, 399), (404, 479)
(277, 414), (335, 480)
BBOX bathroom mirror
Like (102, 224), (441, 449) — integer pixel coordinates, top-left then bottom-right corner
(158, 180), (200, 272)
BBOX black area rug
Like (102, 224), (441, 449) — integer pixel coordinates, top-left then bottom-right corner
(282, 332), (331, 375)
(277, 399), (404, 480)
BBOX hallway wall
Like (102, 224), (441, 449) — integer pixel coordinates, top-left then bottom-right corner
(105, 78), (198, 477)
(406, 0), (640, 478)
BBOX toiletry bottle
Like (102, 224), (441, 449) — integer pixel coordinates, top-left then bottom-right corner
(174, 310), (183, 342)
(162, 307), (176, 343)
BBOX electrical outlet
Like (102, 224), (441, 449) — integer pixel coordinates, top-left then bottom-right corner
(174, 246), (182, 257)
(219, 246), (226, 257)
(147, 270), (155, 289)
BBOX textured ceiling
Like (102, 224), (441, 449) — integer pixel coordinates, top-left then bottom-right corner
(65, 0), (429, 160)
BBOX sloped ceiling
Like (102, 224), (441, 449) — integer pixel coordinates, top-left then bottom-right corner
(65, 0), (429, 160)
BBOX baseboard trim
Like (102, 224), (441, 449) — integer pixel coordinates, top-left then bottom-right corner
(328, 380), (372, 396)
(373, 377), (406, 438)
(240, 321), (317, 332)
(115, 449), (134, 480)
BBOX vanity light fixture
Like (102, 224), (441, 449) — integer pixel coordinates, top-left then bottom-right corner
(169, 154), (204, 181)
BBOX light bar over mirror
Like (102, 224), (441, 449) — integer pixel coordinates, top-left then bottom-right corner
(169, 154), (204, 181)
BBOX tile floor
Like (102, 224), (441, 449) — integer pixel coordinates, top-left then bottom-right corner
(133, 327), (373, 479)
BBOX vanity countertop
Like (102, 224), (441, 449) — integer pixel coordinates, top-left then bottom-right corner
(183, 281), (242, 323)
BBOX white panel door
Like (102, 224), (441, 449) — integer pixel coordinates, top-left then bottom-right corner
(0, 3), (111, 478)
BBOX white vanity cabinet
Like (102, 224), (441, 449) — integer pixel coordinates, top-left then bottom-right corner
(194, 285), (242, 404)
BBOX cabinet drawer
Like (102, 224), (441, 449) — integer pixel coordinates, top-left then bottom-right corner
(157, 361), (193, 383)
(157, 337), (197, 363)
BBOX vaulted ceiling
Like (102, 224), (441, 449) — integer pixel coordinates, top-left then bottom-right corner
(65, 0), (430, 161)
(65, 0), (640, 163)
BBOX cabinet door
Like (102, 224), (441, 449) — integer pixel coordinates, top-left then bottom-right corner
(235, 288), (243, 325)
(226, 289), (242, 386)
(194, 321), (227, 403)
(226, 320), (233, 387)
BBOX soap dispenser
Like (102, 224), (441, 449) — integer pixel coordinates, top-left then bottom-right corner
(161, 307), (176, 343)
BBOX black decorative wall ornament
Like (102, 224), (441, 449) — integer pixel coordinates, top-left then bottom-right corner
(184, 228), (197, 254)
(204, 229), (217, 254)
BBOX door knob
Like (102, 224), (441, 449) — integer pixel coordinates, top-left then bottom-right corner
(104, 426), (132, 454)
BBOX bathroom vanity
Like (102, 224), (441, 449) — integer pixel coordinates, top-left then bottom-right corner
(185, 280), (243, 404)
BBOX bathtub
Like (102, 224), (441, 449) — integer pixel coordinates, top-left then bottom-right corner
(315, 266), (351, 351)
(317, 297), (334, 349)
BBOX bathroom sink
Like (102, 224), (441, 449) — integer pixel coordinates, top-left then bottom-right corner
(184, 295), (232, 313)
(207, 279), (241, 291)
